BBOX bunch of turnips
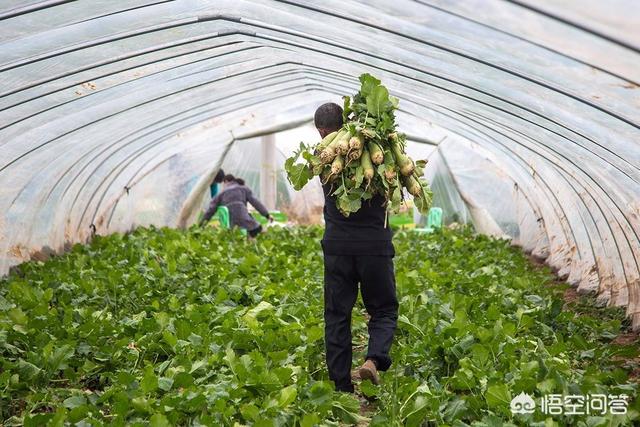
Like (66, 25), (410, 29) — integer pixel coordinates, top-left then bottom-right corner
(285, 73), (432, 218)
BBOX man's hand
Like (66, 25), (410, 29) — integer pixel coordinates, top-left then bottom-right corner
(267, 215), (275, 223)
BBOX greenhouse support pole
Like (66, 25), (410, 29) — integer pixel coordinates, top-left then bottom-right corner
(261, 134), (277, 211)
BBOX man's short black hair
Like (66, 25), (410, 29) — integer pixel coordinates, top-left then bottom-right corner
(314, 102), (343, 131)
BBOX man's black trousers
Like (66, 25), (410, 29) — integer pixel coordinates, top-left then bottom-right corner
(323, 254), (399, 392)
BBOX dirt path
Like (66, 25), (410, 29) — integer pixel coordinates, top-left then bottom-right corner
(351, 368), (376, 426)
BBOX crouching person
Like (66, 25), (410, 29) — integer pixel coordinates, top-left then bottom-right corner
(201, 174), (273, 237)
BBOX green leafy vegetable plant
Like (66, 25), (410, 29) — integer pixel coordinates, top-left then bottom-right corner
(285, 73), (433, 217)
(0, 227), (637, 425)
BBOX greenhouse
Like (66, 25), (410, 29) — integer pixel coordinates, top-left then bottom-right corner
(1, 1), (639, 425)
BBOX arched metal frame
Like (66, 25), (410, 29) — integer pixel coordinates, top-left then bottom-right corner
(0, 0), (639, 324)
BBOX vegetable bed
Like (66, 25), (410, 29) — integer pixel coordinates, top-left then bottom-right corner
(1, 227), (638, 426)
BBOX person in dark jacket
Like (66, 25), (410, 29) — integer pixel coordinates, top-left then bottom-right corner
(201, 174), (273, 237)
(315, 102), (398, 393)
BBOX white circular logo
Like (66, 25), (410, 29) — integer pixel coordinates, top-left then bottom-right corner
(511, 392), (536, 414)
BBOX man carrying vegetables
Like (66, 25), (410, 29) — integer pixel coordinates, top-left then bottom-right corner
(286, 74), (432, 393)
(314, 102), (398, 393)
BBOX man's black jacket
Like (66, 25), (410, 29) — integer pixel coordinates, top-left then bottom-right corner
(321, 183), (394, 256)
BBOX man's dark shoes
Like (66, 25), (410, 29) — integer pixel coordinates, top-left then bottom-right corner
(358, 359), (380, 385)
(336, 383), (355, 393)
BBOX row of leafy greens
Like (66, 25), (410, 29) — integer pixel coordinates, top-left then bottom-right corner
(0, 226), (638, 425)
